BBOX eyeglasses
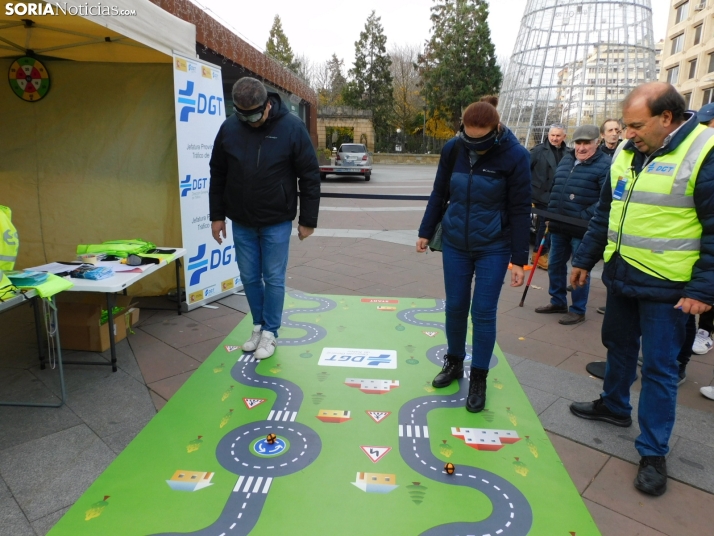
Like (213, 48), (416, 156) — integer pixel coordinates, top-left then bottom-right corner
(233, 99), (269, 123)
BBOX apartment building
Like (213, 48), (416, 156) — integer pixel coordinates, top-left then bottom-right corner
(660, 0), (714, 108)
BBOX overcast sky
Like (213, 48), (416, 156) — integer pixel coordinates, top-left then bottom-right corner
(191, 0), (668, 70)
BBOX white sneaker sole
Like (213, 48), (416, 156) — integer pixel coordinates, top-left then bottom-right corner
(254, 345), (276, 360)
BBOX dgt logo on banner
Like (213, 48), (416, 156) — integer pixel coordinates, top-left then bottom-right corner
(318, 348), (397, 369)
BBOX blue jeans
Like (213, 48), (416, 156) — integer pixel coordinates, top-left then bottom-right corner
(601, 291), (688, 456)
(232, 220), (292, 337)
(548, 233), (589, 315)
(442, 241), (510, 371)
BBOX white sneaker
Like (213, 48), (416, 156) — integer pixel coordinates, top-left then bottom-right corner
(242, 325), (262, 352)
(692, 329), (713, 355)
(701, 386), (714, 400)
(254, 331), (276, 360)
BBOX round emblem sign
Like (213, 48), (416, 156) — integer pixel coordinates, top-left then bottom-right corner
(8, 57), (50, 102)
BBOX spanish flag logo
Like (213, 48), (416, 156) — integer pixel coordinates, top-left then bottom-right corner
(202, 65), (212, 79)
(175, 58), (188, 72)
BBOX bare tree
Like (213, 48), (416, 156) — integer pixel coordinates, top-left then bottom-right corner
(389, 43), (424, 134)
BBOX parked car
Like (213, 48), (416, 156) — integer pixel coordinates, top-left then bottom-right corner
(319, 143), (373, 181)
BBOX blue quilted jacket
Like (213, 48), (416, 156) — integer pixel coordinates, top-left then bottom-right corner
(418, 126), (532, 265)
(546, 148), (610, 238)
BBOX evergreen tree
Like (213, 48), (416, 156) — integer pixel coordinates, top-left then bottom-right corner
(326, 54), (347, 102)
(265, 15), (301, 74)
(418, 0), (501, 130)
(344, 11), (394, 150)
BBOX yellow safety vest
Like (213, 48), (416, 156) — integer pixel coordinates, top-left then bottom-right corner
(0, 205), (18, 295)
(604, 125), (714, 281)
(0, 205), (18, 272)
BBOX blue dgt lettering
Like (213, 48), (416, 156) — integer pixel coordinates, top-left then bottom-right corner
(222, 245), (233, 265)
(351, 355), (365, 362)
(210, 249), (222, 269)
(197, 93), (207, 113)
(208, 96), (223, 115)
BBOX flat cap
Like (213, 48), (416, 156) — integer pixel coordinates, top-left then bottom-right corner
(572, 125), (600, 142)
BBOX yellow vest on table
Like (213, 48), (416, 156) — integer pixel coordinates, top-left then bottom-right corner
(604, 125), (714, 281)
(0, 205), (19, 292)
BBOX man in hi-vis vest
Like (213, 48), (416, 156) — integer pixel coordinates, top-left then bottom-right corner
(568, 82), (714, 497)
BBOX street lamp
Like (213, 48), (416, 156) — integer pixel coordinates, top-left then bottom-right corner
(395, 128), (402, 153)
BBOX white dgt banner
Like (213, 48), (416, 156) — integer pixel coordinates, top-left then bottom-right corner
(173, 53), (241, 311)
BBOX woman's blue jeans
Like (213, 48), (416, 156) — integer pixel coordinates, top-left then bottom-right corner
(442, 241), (510, 370)
(232, 220), (292, 337)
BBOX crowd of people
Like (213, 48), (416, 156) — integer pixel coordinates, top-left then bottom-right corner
(205, 76), (714, 500)
(415, 81), (714, 498)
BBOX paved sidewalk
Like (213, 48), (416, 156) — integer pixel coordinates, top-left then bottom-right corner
(1, 175), (713, 535)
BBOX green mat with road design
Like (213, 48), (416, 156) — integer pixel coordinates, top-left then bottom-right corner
(48, 292), (600, 536)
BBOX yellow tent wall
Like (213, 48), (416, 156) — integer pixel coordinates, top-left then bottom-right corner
(1, 59), (182, 295)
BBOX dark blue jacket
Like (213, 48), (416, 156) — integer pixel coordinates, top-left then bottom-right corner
(418, 126), (532, 266)
(572, 113), (714, 304)
(209, 92), (321, 228)
(547, 147), (610, 238)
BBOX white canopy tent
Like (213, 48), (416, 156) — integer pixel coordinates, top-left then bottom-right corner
(1, 0), (198, 295)
(0, 0), (195, 62)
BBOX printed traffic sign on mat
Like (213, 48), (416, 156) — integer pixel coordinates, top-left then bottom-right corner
(48, 292), (600, 536)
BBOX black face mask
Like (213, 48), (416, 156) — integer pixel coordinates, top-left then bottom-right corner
(459, 126), (499, 152)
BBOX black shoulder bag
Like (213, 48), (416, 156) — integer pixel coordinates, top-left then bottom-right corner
(429, 139), (462, 252)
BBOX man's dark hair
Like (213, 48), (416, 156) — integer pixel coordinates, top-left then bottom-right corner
(600, 118), (620, 134)
(623, 83), (685, 122)
(232, 77), (267, 109)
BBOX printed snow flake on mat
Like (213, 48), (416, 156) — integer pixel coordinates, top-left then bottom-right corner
(318, 348), (397, 369)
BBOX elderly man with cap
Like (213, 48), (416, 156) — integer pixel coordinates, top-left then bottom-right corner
(535, 124), (611, 325)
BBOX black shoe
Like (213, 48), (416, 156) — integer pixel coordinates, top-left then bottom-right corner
(466, 368), (488, 413)
(559, 312), (585, 325)
(535, 303), (568, 314)
(569, 396), (632, 427)
(677, 369), (687, 387)
(432, 354), (464, 388)
(634, 456), (667, 496)
(597, 306), (606, 315)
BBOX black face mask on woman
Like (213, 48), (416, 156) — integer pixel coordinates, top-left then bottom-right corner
(458, 126), (500, 152)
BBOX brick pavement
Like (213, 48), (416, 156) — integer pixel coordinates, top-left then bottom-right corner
(1, 167), (712, 534)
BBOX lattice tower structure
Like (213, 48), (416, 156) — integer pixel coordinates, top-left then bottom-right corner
(499, 0), (656, 147)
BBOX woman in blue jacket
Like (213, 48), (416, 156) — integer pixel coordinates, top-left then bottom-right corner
(416, 96), (532, 412)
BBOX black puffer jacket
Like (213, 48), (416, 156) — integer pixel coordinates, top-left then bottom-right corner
(209, 92), (320, 228)
(530, 141), (565, 205)
(573, 113), (714, 304)
(547, 148), (610, 238)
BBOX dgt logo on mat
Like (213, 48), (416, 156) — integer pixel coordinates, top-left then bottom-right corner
(318, 348), (397, 369)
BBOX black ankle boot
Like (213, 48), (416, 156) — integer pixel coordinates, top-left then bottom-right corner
(432, 354), (464, 388)
(466, 368), (488, 413)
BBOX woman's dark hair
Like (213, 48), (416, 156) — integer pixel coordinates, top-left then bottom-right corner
(462, 95), (500, 129)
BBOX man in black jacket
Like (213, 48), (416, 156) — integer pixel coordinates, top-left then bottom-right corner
(599, 118), (622, 157)
(530, 124), (567, 269)
(209, 77), (320, 360)
(535, 125), (610, 325)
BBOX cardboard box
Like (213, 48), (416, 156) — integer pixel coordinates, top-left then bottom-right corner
(56, 292), (136, 352)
